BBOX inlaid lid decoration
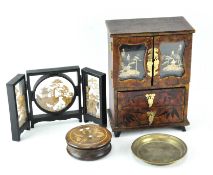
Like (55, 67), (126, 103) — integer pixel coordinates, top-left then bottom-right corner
(66, 124), (112, 149)
(34, 76), (75, 113)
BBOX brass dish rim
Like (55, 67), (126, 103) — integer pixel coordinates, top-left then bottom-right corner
(131, 133), (187, 165)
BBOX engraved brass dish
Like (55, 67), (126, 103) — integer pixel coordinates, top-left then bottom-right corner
(131, 133), (187, 165)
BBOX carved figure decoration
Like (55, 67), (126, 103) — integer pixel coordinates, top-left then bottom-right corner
(86, 75), (100, 118)
(160, 42), (185, 77)
(35, 78), (74, 112)
(119, 45), (146, 79)
(15, 82), (27, 127)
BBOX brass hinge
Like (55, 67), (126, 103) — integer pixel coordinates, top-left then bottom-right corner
(110, 70), (113, 79)
(110, 42), (113, 52)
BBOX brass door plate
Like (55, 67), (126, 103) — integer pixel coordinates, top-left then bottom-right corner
(147, 48), (159, 77)
(131, 133), (187, 165)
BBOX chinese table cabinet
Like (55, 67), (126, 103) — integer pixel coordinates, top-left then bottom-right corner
(106, 17), (195, 137)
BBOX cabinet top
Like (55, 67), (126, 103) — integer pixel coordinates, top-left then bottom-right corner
(106, 16), (195, 36)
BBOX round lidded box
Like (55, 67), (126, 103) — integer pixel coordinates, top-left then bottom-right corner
(65, 124), (112, 160)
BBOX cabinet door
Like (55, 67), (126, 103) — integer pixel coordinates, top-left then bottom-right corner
(112, 37), (153, 89)
(153, 34), (192, 87)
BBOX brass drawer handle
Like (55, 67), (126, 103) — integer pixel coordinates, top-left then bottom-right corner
(147, 111), (156, 125)
(145, 93), (155, 108)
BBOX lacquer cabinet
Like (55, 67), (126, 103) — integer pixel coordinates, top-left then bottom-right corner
(106, 17), (195, 137)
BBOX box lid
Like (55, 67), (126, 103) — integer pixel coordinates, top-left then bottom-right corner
(66, 124), (112, 149)
(106, 16), (195, 36)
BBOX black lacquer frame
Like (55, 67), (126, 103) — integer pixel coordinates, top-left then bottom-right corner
(26, 66), (82, 128)
(7, 66), (107, 141)
(6, 74), (30, 141)
(82, 67), (107, 127)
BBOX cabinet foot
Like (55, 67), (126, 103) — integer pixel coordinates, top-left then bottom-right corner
(176, 126), (186, 132)
(114, 131), (121, 137)
(84, 119), (89, 123)
(181, 126), (186, 132)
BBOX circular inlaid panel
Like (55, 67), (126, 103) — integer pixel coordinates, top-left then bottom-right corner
(66, 124), (112, 149)
(34, 76), (75, 113)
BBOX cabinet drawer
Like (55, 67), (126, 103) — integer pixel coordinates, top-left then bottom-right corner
(118, 106), (184, 128)
(118, 88), (185, 109)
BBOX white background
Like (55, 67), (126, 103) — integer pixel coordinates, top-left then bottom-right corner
(0, 0), (212, 174)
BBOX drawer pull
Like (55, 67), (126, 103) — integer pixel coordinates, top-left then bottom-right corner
(145, 93), (155, 108)
(147, 111), (156, 125)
